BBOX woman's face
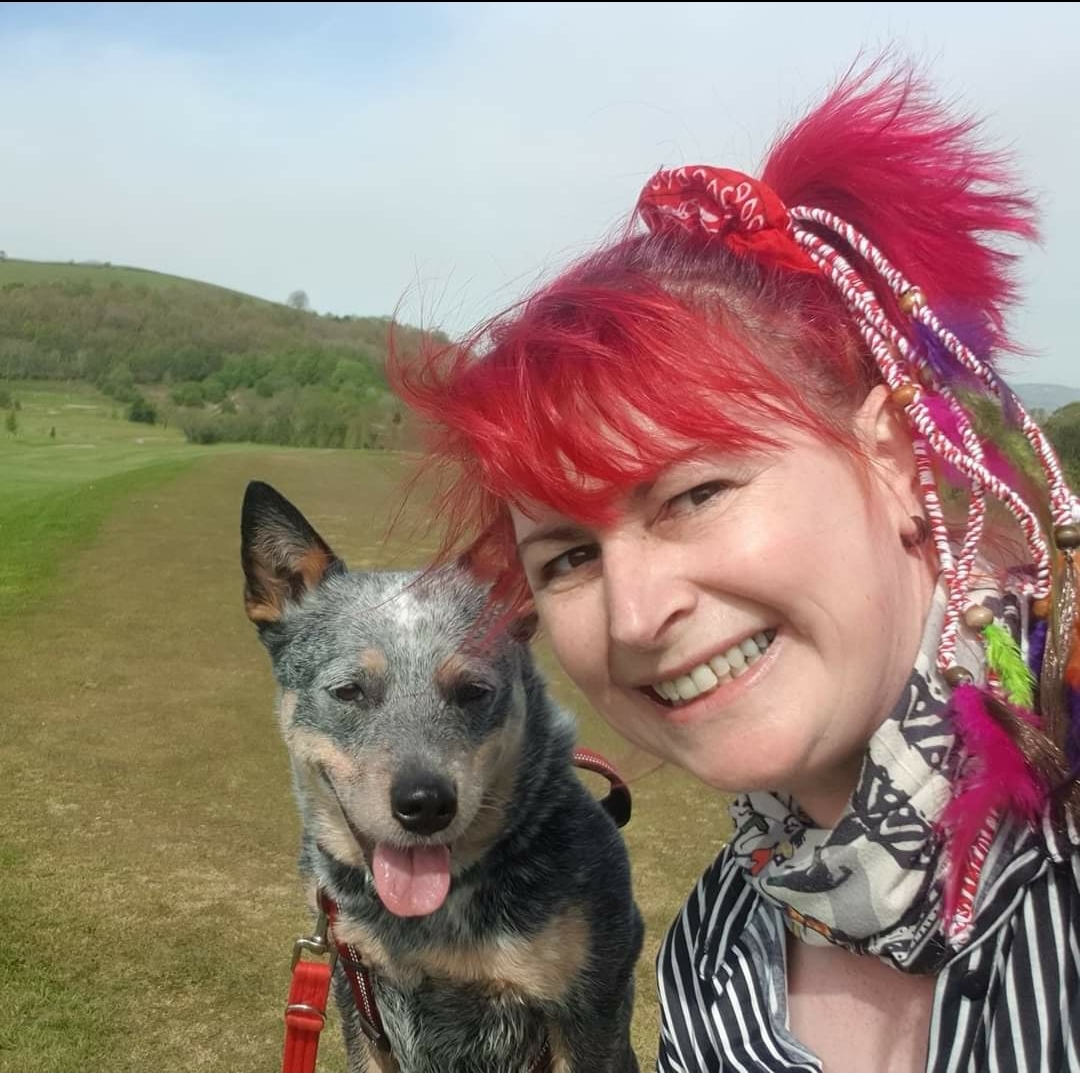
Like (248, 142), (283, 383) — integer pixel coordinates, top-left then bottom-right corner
(511, 387), (936, 820)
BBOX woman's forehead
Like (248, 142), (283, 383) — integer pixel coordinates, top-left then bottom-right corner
(506, 444), (776, 540)
(508, 500), (576, 539)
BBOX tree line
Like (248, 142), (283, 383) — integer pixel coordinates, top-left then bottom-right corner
(0, 273), (441, 449)
(4, 270), (1080, 473)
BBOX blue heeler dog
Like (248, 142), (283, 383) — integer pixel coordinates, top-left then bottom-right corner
(241, 481), (643, 1073)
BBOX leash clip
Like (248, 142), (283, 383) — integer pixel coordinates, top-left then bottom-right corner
(291, 908), (338, 971)
(283, 907), (339, 1073)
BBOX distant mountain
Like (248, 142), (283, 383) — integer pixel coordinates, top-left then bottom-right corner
(1012, 383), (1080, 415)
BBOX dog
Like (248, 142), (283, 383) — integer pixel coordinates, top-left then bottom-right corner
(240, 481), (643, 1073)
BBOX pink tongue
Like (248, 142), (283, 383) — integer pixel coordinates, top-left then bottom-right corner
(372, 843), (451, 917)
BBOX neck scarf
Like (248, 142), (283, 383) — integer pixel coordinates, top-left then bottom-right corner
(729, 580), (1023, 973)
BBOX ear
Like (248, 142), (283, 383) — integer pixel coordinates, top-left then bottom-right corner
(853, 384), (923, 518)
(240, 481), (345, 625)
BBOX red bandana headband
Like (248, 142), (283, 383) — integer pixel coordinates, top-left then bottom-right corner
(636, 165), (820, 274)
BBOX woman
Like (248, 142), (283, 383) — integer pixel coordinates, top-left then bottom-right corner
(391, 60), (1080, 1072)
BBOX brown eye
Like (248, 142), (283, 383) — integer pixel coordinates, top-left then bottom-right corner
(451, 681), (492, 706)
(541, 543), (599, 581)
(688, 482), (724, 506)
(330, 683), (363, 702)
(667, 480), (730, 517)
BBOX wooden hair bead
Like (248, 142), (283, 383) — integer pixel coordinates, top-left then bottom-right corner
(962, 605), (993, 630)
(1053, 523), (1080, 549)
(1032, 596), (1052, 619)
(891, 383), (919, 408)
(898, 288), (925, 315)
(943, 665), (974, 688)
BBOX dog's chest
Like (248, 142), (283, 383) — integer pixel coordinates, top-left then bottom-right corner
(332, 908), (588, 1071)
(333, 905), (588, 1002)
(369, 974), (550, 1073)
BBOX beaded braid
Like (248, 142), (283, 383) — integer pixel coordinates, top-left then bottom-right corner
(637, 167), (1080, 730)
(635, 169), (1080, 695)
(786, 207), (1080, 771)
(786, 207), (1075, 673)
(787, 208), (1080, 941)
(637, 164), (1080, 943)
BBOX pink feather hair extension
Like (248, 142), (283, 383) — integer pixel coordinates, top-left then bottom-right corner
(940, 684), (1045, 927)
(919, 393), (1028, 493)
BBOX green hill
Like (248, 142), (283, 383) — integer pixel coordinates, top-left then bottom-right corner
(0, 257), (443, 450)
(0, 257), (249, 294)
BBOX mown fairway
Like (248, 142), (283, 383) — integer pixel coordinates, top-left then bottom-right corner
(1, 384), (731, 1072)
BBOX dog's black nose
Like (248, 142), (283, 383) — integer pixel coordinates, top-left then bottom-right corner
(390, 771), (458, 835)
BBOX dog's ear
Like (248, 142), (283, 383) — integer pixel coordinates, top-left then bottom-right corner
(241, 481), (345, 625)
(451, 551), (537, 644)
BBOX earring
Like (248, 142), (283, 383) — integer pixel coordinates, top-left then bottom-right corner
(901, 515), (930, 549)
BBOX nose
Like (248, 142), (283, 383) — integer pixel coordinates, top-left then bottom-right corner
(390, 770), (458, 835)
(603, 536), (695, 650)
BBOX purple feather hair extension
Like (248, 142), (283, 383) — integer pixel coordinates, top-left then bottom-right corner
(913, 320), (981, 391)
(985, 366), (1024, 429)
(1067, 688), (1080, 770)
(1029, 617), (1049, 678)
(913, 311), (1025, 429)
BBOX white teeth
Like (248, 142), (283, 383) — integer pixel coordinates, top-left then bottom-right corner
(708, 653), (730, 678)
(690, 664), (719, 692)
(674, 675), (697, 701)
(652, 630), (776, 706)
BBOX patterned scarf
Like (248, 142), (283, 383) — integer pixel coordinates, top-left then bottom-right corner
(731, 579), (1024, 974)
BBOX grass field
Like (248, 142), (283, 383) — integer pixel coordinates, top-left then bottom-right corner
(0, 382), (730, 1072)
(0, 381), (220, 616)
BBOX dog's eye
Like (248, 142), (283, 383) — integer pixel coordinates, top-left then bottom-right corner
(451, 681), (492, 706)
(330, 683), (363, 703)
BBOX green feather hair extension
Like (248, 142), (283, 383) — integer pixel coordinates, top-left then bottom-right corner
(983, 622), (1036, 709)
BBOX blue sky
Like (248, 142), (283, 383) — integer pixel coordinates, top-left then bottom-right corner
(4, 2), (1079, 385)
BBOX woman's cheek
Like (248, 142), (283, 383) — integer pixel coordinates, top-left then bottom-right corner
(542, 598), (606, 693)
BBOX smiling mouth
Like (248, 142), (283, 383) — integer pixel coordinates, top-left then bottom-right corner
(645, 629), (777, 707)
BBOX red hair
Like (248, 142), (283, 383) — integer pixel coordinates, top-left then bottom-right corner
(389, 59), (1039, 615)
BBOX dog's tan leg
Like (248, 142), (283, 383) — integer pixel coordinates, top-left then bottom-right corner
(548, 1024), (572, 1073)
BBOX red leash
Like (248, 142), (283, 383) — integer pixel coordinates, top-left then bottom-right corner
(282, 907), (337, 1073)
(281, 749), (631, 1073)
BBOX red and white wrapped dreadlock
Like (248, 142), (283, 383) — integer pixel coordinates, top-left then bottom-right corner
(638, 165), (1080, 940)
(637, 165), (1080, 684)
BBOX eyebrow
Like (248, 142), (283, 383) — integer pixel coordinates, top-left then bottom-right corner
(515, 523), (593, 553)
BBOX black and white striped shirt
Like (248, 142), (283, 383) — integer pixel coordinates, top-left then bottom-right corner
(656, 817), (1080, 1072)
